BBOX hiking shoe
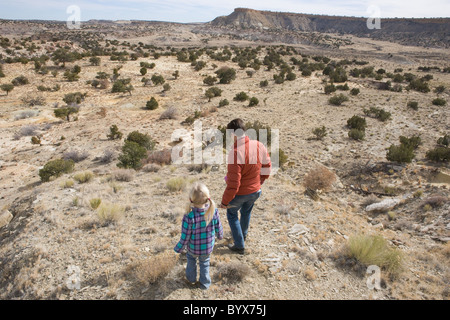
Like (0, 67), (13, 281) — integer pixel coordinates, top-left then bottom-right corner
(228, 244), (245, 255)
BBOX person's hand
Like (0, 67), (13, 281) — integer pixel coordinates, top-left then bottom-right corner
(219, 203), (229, 209)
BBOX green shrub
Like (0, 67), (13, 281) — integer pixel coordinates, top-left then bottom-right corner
(399, 135), (421, 150)
(386, 144), (415, 163)
(1, 83), (14, 96)
(437, 134), (449, 147)
(39, 159), (75, 182)
(248, 97), (259, 107)
(107, 125), (123, 140)
(347, 115), (367, 131)
(324, 84), (336, 94)
(234, 91), (249, 102)
(11, 75), (29, 86)
(350, 88), (360, 96)
(145, 97), (159, 110)
(328, 67), (347, 83)
(117, 141), (148, 170)
(203, 75), (217, 86)
(432, 98), (446, 106)
(425, 147), (450, 162)
(312, 126), (327, 140)
(328, 94), (349, 106)
(54, 105), (79, 122)
(215, 67), (236, 84)
(63, 92), (86, 105)
(205, 87), (222, 101)
(218, 99), (229, 107)
(348, 129), (365, 141)
(363, 107), (391, 122)
(407, 101), (419, 110)
(125, 131), (155, 151)
(151, 74), (165, 86)
(112, 78), (134, 95)
(286, 72), (296, 81)
(407, 79), (430, 93)
(260, 80), (268, 87)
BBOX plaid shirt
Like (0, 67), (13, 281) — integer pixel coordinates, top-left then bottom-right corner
(174, 206), (223, 256)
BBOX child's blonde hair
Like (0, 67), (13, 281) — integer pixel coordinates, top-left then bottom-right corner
(187, 182), (216, 226)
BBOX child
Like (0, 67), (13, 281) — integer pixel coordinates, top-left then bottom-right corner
(174, 182), (223, 289)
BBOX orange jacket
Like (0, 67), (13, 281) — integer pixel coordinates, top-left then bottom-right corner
(221, 136), (272, 206)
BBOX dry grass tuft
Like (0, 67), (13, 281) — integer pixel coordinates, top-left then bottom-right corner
(127, 252), (177, 287)
(112, 169), (134, 182)
(97, 202), (125, 225)
(214, 262), (250, 283)
(73, 171), (94, 183)
(166, 177), (187, 192)
(303, 165), (336, 192)
(146, 148), (173, 166)
(342, 234), (404, 278)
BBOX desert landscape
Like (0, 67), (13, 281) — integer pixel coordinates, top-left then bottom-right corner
(0, 8), (449, 300)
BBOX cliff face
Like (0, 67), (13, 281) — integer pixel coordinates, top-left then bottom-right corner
(209, 8), (450, 48)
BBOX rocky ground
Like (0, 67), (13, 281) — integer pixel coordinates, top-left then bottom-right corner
(0, 23), (449, 300)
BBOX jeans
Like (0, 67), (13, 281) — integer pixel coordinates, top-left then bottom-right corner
(226, 189), (262, 249)
(186, 252), (211, 289)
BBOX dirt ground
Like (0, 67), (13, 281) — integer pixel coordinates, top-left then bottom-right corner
(0, 23), (449, 300)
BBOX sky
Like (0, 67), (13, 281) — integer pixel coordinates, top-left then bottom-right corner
(0, 0), (449, 22)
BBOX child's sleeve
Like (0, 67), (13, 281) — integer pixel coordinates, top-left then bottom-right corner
(174, 214), (192, 253)
(214, 209), (224, 240)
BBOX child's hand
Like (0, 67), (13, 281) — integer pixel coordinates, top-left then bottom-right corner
(219, 203), (229, 209)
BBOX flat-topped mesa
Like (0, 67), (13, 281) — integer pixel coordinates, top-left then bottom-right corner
(209, 7), (450, 48)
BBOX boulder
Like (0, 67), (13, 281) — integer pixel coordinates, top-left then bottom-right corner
(0, 210), (13, 228)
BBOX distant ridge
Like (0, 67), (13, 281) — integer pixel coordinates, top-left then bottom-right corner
(208, 8), (450, 48)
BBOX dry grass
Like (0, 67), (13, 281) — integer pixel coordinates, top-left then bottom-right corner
(73, 171), (94, 184)
(112, 169), (134, 182)
(127, 252), (177, 287)
(303, 165), (336, 192)
(344, 234), (404, 277)
(304, 268), (317, 281)
(97, 202), (125, 225)
(146, 148), (173, 166)
(166, 177), (187, 192)
(89, 198), (102, 210)
(214, 262), (250, 283)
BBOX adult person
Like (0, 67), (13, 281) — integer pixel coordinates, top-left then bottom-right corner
(219, 119), (272, 254)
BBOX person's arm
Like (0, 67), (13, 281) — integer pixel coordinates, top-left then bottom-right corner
(174, 214), (192, 253)
(214, 209), (224, 240)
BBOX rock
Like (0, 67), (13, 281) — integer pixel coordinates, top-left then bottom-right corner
(289, 224), (309, 235)
(365, 198), (402, 212)
(0, 210), (13, 228)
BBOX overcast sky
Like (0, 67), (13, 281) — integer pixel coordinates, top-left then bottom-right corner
(0, 0), (449, 22)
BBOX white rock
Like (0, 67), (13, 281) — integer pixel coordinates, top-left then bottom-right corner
(365, 198), (401, 212)
(0, 210), (13, 228)
(289, 224), (309, 235)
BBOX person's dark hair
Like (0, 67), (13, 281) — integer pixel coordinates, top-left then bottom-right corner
(227, 118), (246, 137)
